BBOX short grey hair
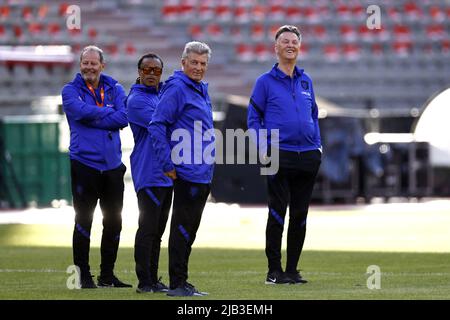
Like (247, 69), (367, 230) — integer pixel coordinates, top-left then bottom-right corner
(80, 45), (104, 63)
(275, 25), (302, 42)
(181, 41), (211, 61)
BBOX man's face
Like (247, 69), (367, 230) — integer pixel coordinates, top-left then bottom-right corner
(139, 57), (163, 88)
(80, 50), (104, 86)
(181, 52), (208, 82)
(275, 32), (301, 61)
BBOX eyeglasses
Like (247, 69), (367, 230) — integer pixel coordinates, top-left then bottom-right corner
(140, 66), (163, 76)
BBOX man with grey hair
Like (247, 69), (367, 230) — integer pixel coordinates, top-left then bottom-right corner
(248, 25), (322, 285)
(62, 45), (131, 289)
(149, 41), (214, 297)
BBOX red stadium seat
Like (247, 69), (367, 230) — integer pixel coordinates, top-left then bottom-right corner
(426, 24), (446, 40)
(0, 6), (11, 20)
(47, 23), (61, 36)
(268, 24), (281, 41)
(189, 24), (203, 39)
(342, 43), (361, 61)
(161, 5), (179, 22)
(429, 6), (445, 22)
(235, 43), (254, 62)
(230, 26), (243, 42)
(323, 44), (340, 62)
(59, 3), (70, 17)
(198, 4), (213, 21)
(441, 39), (450, 55)
(303, 6), (320, 23)
(393, 25), (411, 41)
(254, 43), (271, 62)
(251, 5), (266, 22)
(234, 6), (249, 24)
(312, 25), (327, 41)
(37, 4), (49, 20)
(268, 5), (285, 21)
(286, 6), (301, 22)
(371, 43), (385, 57)
(336, 4), (351, 20)
(250, 24), (264, 41)
(215, 5), (232, 22)
(392, 41), (412, 57)
(125, 43), (136, 56)
(404, 2), (422, 19)
(88, 27), (98, 40)
(340, 24), (357, 42)
(179, 3), (194, 20)
(206, 23), (224, 41)
(13, 25), (23, 39)
(22, 6), (33, 21)
(28, 23), (43, 36)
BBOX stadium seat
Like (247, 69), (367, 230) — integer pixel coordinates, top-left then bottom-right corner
(234, 6), (249, 24)
(340, 24), (357, 42)
(342, 43), (361, 61)
(250, 24), (264, 41)
(161, 5), (179, 22)
(198, 4), (213, 21)
(0, 5), (11, 21)
(428, 6), (445, 22)
(215, 5), (232, 22)
(426, 24), (446, 40)
(323, 44), (340, 62)
(268, 5), (285, 21)
(189, 24), (203, 39)
(286, 6), (301, 23)
(404, 2), (422, 20)
(251, 4), (266, 22)
(254, 43), (271, 62)
(206, 23), (224, 41)
(235, 43), (254, 62)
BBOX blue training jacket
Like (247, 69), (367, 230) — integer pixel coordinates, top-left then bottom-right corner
(62, 73), (128, 171)
(247, 63), (322, 154)
(149, 70), (215, 184)
(127, 84), (173, 191)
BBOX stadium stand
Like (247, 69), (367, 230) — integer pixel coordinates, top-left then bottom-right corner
(0, 0), (449, 205)
(0, 0), (448, 114)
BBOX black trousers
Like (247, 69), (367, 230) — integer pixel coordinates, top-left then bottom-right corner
(71, 159), (125, 278)
(266, 149), (321, 273)
(134, 186), (173, 287)
(168, 178), (210, 289)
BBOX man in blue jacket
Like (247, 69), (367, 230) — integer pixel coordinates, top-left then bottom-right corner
(149, 41), (214, 297)
(127, 53), (172, 294)
(248, 25), (322, 285)
(61, 45), (131, 289)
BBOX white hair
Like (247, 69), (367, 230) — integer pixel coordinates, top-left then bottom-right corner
(181, 41), (211, 61)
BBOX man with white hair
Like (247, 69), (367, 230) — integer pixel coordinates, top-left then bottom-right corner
(150, 41), (214, 297)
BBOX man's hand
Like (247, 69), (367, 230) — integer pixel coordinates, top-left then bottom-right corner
(164, 169), (177, 180)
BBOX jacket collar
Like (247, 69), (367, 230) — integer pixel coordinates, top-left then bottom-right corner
(172, 70), (208, 95)
(73, 73), (117, 91)
(129, 83), (160, 95)
(270, 63), (304, 79)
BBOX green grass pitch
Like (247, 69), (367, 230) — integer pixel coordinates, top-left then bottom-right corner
(1, 225), (450, 300)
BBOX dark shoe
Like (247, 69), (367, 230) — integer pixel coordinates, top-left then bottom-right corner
(285, 271), (308, 284)
(136, 285), (154, 293)
(80, 274), (97, 289)
(152, 277), (169, 292)
(136, 277), (169, 293)
(97, 275), (132, 288)
(167, 282), (208, 297)
(265, 270), (291, 285)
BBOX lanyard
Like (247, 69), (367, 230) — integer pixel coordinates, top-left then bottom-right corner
(86, 83), (104, 107)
